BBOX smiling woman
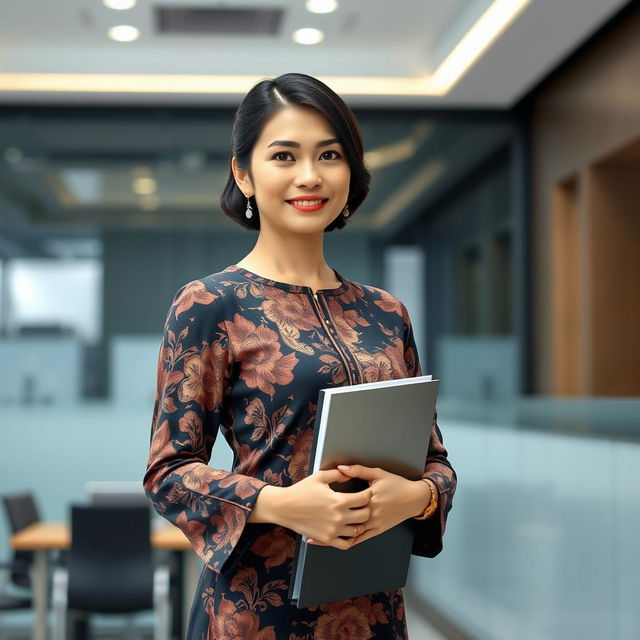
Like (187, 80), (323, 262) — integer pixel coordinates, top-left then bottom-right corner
(143, 72), (457, 640)
(231, 106), (351, 238)
(220, 73), (370, 233)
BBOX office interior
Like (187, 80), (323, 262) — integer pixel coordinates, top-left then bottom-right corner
(1, 1), (639, 639)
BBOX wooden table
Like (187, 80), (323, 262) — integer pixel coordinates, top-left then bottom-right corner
(11, 522), (200, 640)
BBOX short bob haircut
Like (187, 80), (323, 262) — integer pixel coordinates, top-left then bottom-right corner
(220, 72), (371, 232)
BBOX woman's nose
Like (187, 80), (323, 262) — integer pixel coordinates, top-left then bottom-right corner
(294, 160), (322, 188)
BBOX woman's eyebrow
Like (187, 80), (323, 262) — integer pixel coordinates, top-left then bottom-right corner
(267, 137), (340, 149)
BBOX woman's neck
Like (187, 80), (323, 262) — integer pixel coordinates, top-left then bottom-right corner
(236, 233), (339, 288)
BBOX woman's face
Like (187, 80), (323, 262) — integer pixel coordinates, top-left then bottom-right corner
(233, 105), (351, 234)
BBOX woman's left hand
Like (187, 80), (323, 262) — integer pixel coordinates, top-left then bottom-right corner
(306, 464), (427, 546)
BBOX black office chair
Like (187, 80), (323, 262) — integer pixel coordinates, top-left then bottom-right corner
(52, 505), (170, 640)
(0, 493), (39, 638)
(2, 493), (40, 589)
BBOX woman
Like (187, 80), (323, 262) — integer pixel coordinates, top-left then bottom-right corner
(143, 72), (456, 640)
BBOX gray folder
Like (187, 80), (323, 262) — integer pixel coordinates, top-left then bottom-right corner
(289, 374), (439, 608)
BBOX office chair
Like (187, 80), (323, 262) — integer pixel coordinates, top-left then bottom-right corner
(1, 493), (39, 639)
(51, 505), (170, 640)
(2, 493), (40, 589)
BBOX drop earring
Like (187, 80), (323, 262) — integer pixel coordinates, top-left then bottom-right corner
(245, 196), (253, 219)
(342, 205), (350, 217)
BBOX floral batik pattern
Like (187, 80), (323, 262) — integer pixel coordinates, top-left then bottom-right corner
(143, 264), (457, 639)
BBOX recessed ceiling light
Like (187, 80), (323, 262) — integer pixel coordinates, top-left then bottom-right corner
(292, 28), (324, 45)
(103, 0), (137, 9)
(108, 25), (140, 42)
(132, 177), (157, 195)
(305, 0), (338, 13)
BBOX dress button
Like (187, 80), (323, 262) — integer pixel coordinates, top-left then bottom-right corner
(325, 319), (330, 324)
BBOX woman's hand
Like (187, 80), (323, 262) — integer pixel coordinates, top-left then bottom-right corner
(307, 464), (428, 547)
(277, 469), (373, 551)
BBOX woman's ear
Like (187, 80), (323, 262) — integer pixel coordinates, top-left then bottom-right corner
(231, 156), (252, 197)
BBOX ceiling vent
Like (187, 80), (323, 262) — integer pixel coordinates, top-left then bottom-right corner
(155, 6), (284, 36)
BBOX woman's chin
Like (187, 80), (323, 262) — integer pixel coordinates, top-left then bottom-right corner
(280, 215), (336, 233)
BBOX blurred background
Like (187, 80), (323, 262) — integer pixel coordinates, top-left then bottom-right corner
(1, 1), (639, 639)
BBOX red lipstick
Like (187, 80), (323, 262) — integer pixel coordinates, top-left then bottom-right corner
(285, 196), (329, 212)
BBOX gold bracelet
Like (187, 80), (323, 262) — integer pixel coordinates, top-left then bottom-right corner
(414, 478), (438, 520)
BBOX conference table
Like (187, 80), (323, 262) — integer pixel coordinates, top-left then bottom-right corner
(10, 521), (201, 640)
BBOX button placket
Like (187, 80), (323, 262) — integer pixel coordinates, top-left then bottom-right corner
(311, 291), (356, 386)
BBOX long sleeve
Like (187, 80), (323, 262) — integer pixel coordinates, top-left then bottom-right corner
(143, 280), (268, 574)
(399, 302), (457, 558)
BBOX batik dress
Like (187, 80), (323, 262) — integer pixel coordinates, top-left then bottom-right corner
(143, 264), (457, 640)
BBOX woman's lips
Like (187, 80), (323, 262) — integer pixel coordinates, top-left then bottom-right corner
(286, 198), (329, 212)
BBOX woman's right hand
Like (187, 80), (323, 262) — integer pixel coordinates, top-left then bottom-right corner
(278, 469), (372, 550)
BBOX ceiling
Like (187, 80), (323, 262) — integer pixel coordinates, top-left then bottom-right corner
(0, 0), (633, 258)
(0, 0), (631, 107)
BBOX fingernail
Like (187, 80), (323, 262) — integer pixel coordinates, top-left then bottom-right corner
(338, 465), (349, 470)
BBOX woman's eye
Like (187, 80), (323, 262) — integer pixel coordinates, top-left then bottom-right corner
(321, 150), (341, 160)
(272, 151), (293, 161)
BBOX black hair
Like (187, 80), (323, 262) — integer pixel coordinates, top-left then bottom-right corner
(220, 72), (370, 232)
